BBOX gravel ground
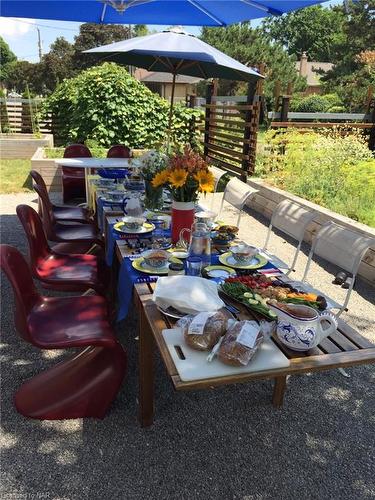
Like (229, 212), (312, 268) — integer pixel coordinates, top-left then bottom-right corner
(1, 191), (374, 500)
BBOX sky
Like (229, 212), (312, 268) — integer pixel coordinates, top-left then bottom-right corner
(0, 0), (343, 63)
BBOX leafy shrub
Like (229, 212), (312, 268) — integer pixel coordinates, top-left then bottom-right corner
(43, 63), (203, 148)
(290, 93), (345, 113)
(256, 129), (375, 226)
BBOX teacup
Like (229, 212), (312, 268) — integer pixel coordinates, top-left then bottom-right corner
(231, 244), (258, 263)
(142, 249), (169, 268)
(122, 216), (146, 231)
(107, 191), (124, 202)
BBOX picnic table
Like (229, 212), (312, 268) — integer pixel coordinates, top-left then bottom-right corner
(106, 214), (375, 427)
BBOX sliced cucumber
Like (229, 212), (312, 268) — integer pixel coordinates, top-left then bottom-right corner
(248, 298), (259, 305)
(254, 293), (263, 301)
(243, 292), (254, 299)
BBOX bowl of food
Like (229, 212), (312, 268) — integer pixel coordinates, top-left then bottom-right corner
(121, 216), (146, 231)
(231, 243), (258, 263)
(142, 249), (169, 268)
(211, 230), (236, 246)
(217, 225), (239, 235)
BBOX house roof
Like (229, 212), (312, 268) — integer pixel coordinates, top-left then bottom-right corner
(295, 61), (333, 86)
(134, 68), (201, 84)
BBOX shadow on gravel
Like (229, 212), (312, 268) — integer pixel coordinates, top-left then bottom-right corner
(1, 212), (375, 499)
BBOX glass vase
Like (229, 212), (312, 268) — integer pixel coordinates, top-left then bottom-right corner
(144, 178), (164, 211)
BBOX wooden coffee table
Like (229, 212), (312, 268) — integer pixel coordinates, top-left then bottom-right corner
(134, 282), (375, 427)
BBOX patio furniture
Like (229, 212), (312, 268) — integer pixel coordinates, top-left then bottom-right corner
(217, 176), (258, 227)
(133, 280), (375, 427)
(302, 222), (375, 317)
(62, 144), (92, 203)
(34, 184), (104, 249)
(107, 144), (131, 158)
(262, 199), (317, 274)
(0, 244), (127, 419)
(30, 170), (91, 224)
(17, 204), (108, 294)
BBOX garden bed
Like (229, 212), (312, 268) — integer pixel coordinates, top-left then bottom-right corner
(0, 133), (53, 159)
(246, 178), (375, 286)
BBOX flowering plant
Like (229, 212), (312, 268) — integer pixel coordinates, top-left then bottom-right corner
(151, 145), (215, 202)
(139, 150), (168, 181)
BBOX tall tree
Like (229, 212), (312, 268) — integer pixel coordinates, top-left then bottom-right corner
(73, 23), (130, 69)
(200, 24), (305, 103)
(40, 37), (75, 92)
(0, 36), (17, 84)
(261, 5), (345, 61)
(322, 0), (375, 110)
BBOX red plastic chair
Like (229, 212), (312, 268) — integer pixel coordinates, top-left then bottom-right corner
(107, 145), (131, 158)
(0, 244), (127, 420)
(30, 170), (91, 224)
(62, 144), (92, 203)
(34, 184), (104, 249)
(17, 204), (108, 294)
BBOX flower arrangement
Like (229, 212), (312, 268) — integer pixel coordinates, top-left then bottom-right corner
(151, 145), (215, 202)
(139, 150), (168, 181)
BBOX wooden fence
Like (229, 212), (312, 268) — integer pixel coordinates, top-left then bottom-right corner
(0, 98), (56, 135)
(200, 77), (263, 181)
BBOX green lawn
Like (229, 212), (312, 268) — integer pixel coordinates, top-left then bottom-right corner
(0, 159), (33, 194)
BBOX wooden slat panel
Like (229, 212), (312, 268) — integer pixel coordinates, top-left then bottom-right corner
(209, 130), (250, 144)
(318, 338), (342, 354)
(328, 332), (359, 352)
(206, 147), (243, 166)
(204, 104), (254, 110)
(206, 155), (244, 174)
(204, 142), (248, 160)
(207, 117), (253, 128)
(271, 121), (374, 129)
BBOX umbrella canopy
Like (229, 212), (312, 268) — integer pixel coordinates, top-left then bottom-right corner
(1, 0), (330, 26)
(84, 28), (263, 133)
(84, 29), (263, 82)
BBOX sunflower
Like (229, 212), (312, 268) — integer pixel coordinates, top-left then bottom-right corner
(151, 169), (170, 188)
(194, 170), (215, 193)
(169, 168), (188, 188)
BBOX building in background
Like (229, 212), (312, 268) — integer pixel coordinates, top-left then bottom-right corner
(134, 68), (201, 103)
(296, 52), (333, 95)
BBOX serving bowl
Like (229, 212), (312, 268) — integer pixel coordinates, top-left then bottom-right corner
(121, 216), (146, 231)
(231, 244), (258, 263)
(142, 249), (169, 268)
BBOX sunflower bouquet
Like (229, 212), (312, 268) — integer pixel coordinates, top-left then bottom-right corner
(151, 146), (215, 202)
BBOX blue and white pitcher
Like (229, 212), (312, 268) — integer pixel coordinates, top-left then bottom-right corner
(269, 303), (338, 352)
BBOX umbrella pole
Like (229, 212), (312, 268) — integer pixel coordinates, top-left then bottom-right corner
(167, 72), (177, 150)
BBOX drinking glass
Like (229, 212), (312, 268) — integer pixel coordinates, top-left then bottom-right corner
(186, 256), (202, 276)
(152, 220), (166, 249)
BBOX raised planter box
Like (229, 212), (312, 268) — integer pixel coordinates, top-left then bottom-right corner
(0, 133), (53, 159)
(31, 147), (62, 192)
(246, 178), (375, 286)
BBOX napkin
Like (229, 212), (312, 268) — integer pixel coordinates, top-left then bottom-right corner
(153, 276), (224, 314)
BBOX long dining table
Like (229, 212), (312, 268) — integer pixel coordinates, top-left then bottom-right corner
(105, 213), (375, 427)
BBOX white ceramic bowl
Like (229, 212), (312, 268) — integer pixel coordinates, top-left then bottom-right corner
(121, 216), (146, 231)
(142, 249), (169, 268)
(231, 244), (258, 263)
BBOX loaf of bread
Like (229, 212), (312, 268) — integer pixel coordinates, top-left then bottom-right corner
(218, 320), (263, 366)
(178, 310), (229, 351)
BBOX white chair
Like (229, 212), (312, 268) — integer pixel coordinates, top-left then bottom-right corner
(199, 166), (227, 210)
(263, 199), (316, 275)
(301, 222), (375, 317)
(217, 176), (258, 228)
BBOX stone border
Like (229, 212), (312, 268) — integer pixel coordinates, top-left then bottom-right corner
(246, 178), (375, 286)
(30, 147), (62, 191)
(1, 134), (53, 159)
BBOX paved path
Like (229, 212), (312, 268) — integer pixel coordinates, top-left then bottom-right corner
(1, 192), (374, 500)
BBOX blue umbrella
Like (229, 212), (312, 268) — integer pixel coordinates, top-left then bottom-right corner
(1, 0), (331, 26)
(84, 28), (263, 129)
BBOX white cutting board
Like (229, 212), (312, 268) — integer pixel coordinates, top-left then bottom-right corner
(162, 328), (290, 382)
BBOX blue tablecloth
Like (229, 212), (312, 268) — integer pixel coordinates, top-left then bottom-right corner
(116, 251), (281, 322)
(97, 197), (124, 233)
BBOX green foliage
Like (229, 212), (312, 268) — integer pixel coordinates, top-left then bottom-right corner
(290, 93), (344, 112)
(256, 129), (375, 226)
(261, 5), (345, 61)
(199, 24), (306, 105)
(0, 36), (17, 83)
(44, 63), (202, 148)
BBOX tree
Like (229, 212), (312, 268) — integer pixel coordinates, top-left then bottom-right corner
(321, 0), (375, 110)
(0, 36), (17, 84)
(261, 5), (345, 61)
(2, 60), (44, 94)
(40, 37), (76, 92)
(73, 23), (130, 69)
(200, 24), (306, 104)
